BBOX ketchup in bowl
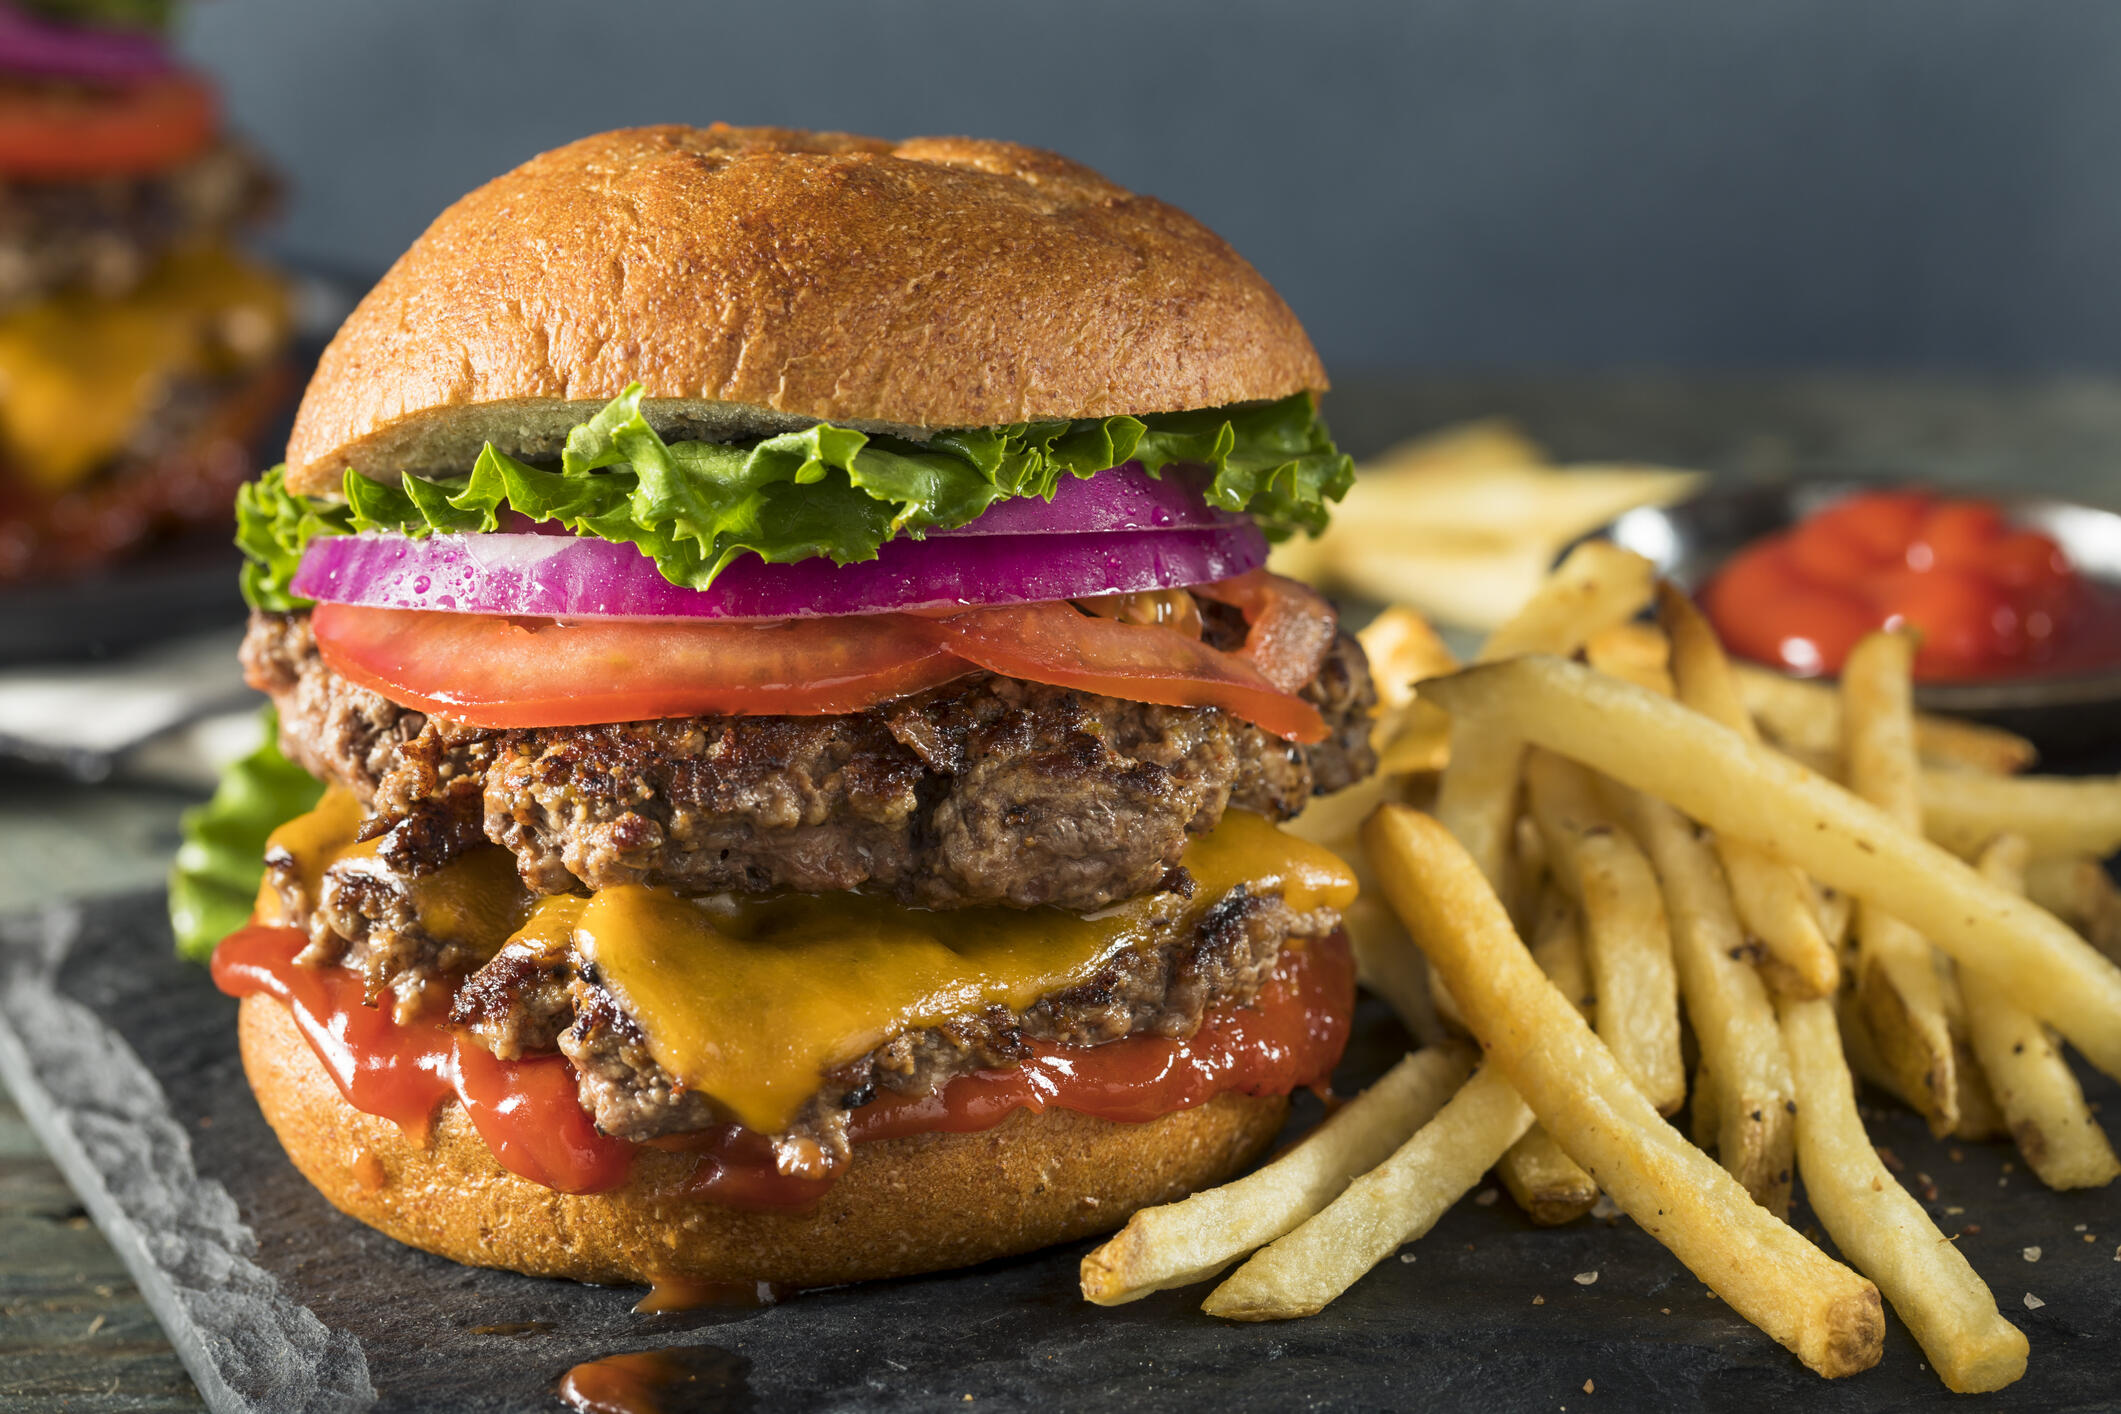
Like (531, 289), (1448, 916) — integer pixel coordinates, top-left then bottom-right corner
(1702, 489), (2118, 682)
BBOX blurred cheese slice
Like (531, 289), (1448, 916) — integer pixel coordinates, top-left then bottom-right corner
(0, 244), (291, 493)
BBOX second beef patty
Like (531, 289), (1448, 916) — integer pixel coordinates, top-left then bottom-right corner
(243, 605), (1377, 914)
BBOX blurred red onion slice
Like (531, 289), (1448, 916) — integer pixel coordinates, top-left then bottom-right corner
(0, 1), (172, 81)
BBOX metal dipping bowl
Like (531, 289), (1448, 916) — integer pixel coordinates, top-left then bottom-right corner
(1585, 474), (2121, 758)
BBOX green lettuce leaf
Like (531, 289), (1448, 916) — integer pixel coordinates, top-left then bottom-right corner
(167, 708), (324, 963)
(20, 0), (173, 30)
(239, 389), (1352, 610)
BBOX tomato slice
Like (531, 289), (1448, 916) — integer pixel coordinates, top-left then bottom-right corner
(309, 585), (1331, 740)
(308, 604), (972, 728)
(1191, 568), (1338, 694)
(930, 600), (1329, 743)
(0, 73), (217, 178)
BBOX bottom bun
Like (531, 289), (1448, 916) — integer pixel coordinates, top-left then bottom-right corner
(238, 993), (1289, 1287)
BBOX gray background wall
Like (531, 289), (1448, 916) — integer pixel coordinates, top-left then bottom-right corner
(180, 0), (2121, 371)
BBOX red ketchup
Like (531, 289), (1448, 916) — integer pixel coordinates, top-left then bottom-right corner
(1702, 488), (2118, 681)
(214, 925), (1355, 1210)
(213, 925), (635, 1192)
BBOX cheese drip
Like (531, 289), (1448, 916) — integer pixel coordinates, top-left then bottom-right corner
(0, 243), (291, 491)
(260, 786), (531, 964)
(258, 792), (1356, 1137)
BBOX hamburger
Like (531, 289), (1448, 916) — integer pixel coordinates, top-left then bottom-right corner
(189, 124), (1377, 1288)
(0, 0), (292, 579)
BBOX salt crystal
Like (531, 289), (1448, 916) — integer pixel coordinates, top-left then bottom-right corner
(1399, 1252), (1417, 1264)
(1475, 1188), (1500, 1207)
(2023, 1246), (2042, 1263)
(2023, 1293), (2046, 1310)
(1574, 1271), (1599, 1286)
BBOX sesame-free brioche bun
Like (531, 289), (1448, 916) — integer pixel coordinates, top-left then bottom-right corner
(237, 992), (1288, 1287)
(284, 124), (1328, 495)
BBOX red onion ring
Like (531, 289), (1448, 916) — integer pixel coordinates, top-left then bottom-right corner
(0, 2), (172, 82)
(291, 522), (1270, 621)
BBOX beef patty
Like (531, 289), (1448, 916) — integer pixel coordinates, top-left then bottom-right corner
(245, 603), (1376, 914)
(0, 140), (276, 312)
(271, 837), (1340, 1174)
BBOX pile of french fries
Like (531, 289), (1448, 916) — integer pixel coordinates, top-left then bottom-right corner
(1084, 535), (2121, 1394)
(1265, 418), (1700, 629)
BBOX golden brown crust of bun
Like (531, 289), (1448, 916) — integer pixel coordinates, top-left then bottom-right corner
(238, 992), (1287, 1286)
(284, 124), (1326, 494)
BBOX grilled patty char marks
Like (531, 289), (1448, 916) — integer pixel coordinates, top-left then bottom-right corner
(244, 604), (1377, 913)
(268, 837), (1340, 1170)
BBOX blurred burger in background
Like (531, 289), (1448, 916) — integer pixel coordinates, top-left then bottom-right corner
(0, 0), (290, 581)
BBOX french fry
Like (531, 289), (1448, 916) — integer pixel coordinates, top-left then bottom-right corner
(1201, 1064), (1534, 1320)
(1690, 1063), (1722, 1150)
(1514, 812), (1551, 902)
(1497, 889), (1600, 1225)
(1529, 884), (1593, 1011)
(1345, 892), (1448, 1048)
(1377, 708), (1455, 777)
(1731, 661), (2037, 775)
(2026, 854), (2121, 963)
(1621, 787), (1796, 1214)
(1286, 775), (1449, 1048)
(1433, 708), (1526, 934)
(1497, 1126), (1599, 1227)
(1524, 750), (1685, 1112)
(1361, 604), (1461, 710)
(1659, 585), (1839, 998)
(1479, 540), (1656, 664)
(1364, 806), (1885, 1378)
(1416, 655), (2121, 1081)
(1779, 995), (2029, 1392)
(1920, 770), (2121, 860)
(1435, 540), (1658, 901)
(1842, 631), (1957, 1135)
(1951, 1038), (2010, 1143)
(1080, 1045), (1477, 1304)
(1963, 836), (2121, 1190)
(1585, 620), (1674, 695)
(1337, 462), (1698, 549)
(1812, 883), (1854, 956)
(1271, 422), (1679, 629)
(1835, 988), (2006, 1141)
(1315, 539), (1559, 632)
(1361, 606), (1459, 775)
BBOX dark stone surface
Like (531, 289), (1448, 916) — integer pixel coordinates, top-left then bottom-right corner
(2, 892), (2118, 1412)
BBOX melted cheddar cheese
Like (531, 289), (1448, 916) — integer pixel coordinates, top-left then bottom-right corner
(262, 792), (1357, 1136)
(261, 787), (532, 963)
(0, 244), (291, 491)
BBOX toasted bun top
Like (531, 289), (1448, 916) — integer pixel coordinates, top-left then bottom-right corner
(285, 124), (1327, 494)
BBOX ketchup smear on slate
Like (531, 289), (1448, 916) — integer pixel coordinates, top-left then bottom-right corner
(213, 923), (1354, 1210)
(1703, 488), (2121, 682)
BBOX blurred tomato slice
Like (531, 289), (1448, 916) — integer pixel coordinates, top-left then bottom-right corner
(0, 73), (217, 178)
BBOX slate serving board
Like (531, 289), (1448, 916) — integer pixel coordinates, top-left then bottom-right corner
(2, 892), (2117, 1413)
